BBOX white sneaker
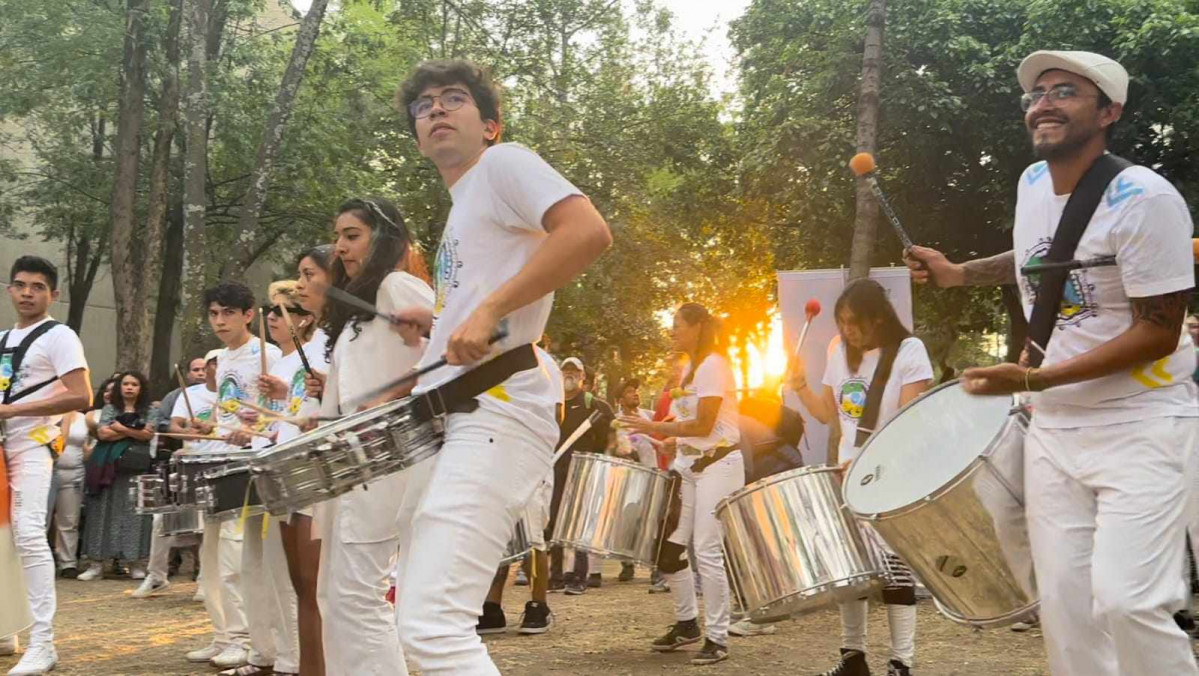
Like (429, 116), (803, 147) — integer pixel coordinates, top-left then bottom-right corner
(185, 643), (223, 663)
(728, 618), (778, 637)
(7, 643), (57, 675)
(76, 564), (103, 581)
(210, 645), (248, 669)
(131, 577), (170, 598)
(129, 568), (147, 580)
(192, 587), (205, 603)
(0, 635), (16, 656)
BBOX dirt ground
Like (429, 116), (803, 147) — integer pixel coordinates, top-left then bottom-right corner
(1, 559), (1053, 675)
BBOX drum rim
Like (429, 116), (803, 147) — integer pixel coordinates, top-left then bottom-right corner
(933, 597), (1040, 629)
(568, 451), (671, 476)
(843, 379), (1018, 518)
(747, 573), (886, 621)
(175, 449), (256, 464)
(251, 397), (413, 462)
(715, 463), (840, 516)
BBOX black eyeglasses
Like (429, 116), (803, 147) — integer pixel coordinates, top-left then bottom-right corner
(408, 88), (473, 119)
(265, 305), (311, 318)
(1020, 84), (1100, 112)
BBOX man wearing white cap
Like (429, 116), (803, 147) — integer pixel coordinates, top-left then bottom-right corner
(908, 51), (1198, 674)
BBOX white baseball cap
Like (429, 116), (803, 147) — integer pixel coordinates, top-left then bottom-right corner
(1017, 50), (1129, 105)
(561, 357), (584, 372)
(204, 348), (223, 364)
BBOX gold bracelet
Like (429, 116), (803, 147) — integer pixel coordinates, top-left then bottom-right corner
(1024, 367), (1038, 392)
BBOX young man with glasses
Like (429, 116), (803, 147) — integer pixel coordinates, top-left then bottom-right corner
(1, 255), (91, 676)
(907, 51), (1198, 675)
(390, 60), (611, 674)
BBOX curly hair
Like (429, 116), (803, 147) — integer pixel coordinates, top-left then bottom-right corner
(397, 59), (503, 145)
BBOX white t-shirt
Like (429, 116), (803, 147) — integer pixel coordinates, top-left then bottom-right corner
(170, 384), (224, 453)
(822, 335), (933, 463)
(617, 407), (657, 468)
(0, 317), (88, 455)
(214, 337), (281, 451)
(1013, 161), (1199, 427)
(670, 354), (742, 470)
(416, 143), (584, 450)
(253, 329), (330, 449)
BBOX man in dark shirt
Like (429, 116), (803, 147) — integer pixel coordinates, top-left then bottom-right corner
(548, 357), (613, 595)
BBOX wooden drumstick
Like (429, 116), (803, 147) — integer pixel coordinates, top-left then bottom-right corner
(175, 366), (196, 422)
(216, 422), (273, 440)
(277, 303), (315, 376)
(161, 432), (225, 441)
(258, 311), (269, 377)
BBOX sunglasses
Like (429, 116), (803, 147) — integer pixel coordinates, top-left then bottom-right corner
(265, 304), (311, 318)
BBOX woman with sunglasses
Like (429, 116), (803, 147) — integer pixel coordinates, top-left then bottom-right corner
(312, 197), (433, 675)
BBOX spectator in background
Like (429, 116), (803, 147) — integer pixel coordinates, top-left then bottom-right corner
(78, 371), (157, 581)
(612, 377), (664, 585)
(548, 357), (614, 595)
(47, 402), (93, 579)
(1187, 315), (1199, 384)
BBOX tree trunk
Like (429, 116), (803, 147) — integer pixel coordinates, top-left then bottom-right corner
(108, 0), (151, 373)
(181, 0), (214, 359)
(151, 199), (186, 396)
(847, 0), (886, 281)
(66, 114), (108, 332)
(220, 0), (330, 280)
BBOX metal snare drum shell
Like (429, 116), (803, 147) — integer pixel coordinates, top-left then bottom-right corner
(199, 462), (263, 521)
(500, 519), (532, 567)
(717, 465), (887, 622)
(133, 475), (173, 514)
(844, 381), (1038, 628)
(550, 453), (672, 565)
(160, 508), (204, 537)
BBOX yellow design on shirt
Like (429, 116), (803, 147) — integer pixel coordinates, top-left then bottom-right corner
(1131, 356), (1173, 389)
(485, 385), (511, 402)
(28, 426), (54, 445)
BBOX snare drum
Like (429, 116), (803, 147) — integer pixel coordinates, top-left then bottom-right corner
(844, 381), (1037, 628)
(551, 453), (673, 565)
(250, 398), (442, 516)
(718, 465), (887, 621)
(131, 473), (174, 514)
(160, 508), (205, 537)
(197, 462), (263, 521)
(170, 449), (254, 507)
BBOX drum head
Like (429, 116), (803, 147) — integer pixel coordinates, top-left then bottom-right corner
(843, 381), (1013, 516)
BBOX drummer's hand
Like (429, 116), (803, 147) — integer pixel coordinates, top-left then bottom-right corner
(226, 429), (254, 447)
(0, 404), (14, 420)
(236, 409), (260, 426)
(961, 363), (1035, 395)
(786, 354), (808, 392)
(299, 416), (319, 433)
(447, 304), (500, 366)
(191, 419), (215, 436)
(904, 245), (964, 288)
(389, 306), (433, 347)
(258, 373), (289, 401)
(618, 415), (655, 435)
(304, 370), (326, 399)
(660, 437), (677, 461)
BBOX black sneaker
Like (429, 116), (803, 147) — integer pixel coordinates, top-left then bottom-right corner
(651, 619), (702, 652)
(59, 566), (78, 579)
(517, 601), (553, 635)
(886, 659), (911, 676)
(691, 639), (728, 665)
(588, 573), (602, 588)
(821, 649), (871, 676)
(476, 601), (506, 635)
(618, 562), (635, 582)
(548, 577), (565, 593)
(564, 579), (587, 596)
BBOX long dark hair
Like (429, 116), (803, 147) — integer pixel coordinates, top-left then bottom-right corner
(677, 302), (726, 388)
(322, 198), (412, 360)
(113, 370), (152, 415)
(93, 375), (118, 411)
(834, 279), (911, 371)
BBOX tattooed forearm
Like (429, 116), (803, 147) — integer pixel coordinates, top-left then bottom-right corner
(962, 250), (1017, 287)
(1131, 290), (1190, 335)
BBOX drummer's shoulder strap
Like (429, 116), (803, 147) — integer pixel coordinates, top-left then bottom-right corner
(1027, 153), (1133, 367)
(0, 320), (63, 404)
(853, 342), (899, 449)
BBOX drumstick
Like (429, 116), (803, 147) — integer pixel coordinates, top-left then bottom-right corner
(321, 284), (418, 327)
(235, 398), (339, 425)
(175, 366), (196, 422)
(277, 303), (315, 376)
(235, 398), (287, 419)
(849, 152), (915, 252)
(216, 422), (274, 440)
(258, 312), (269, 377)
(550, 411), (602, 467)
(161, 432), (226, 441)
(342, 326), (509, 412)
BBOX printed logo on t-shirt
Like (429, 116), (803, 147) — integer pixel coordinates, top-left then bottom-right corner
(218, 373), (248, 418)
(287, 369), (307, 415)
(1025, 161), (1049, 186)
(433, 236), (462, 315)
(0, 353), (12, 392)
(1020, 238), (1098, 327)
(839, 378), (868, 420)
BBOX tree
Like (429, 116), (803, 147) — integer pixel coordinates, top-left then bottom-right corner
(848, 0), (885, 280)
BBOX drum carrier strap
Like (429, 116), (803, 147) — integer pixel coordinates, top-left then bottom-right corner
(0, 320), (63, 404)
(853, 343), (899, 449)
(1026, 153), (1132, 367)
(410, 343), (539, 422)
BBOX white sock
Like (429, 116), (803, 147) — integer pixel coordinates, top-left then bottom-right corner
(886, 603), (917, 666)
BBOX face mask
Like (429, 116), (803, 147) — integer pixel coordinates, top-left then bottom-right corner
(563, 375), (579, 391)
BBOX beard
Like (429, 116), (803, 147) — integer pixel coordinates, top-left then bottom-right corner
(1029, 117), (1101, 161)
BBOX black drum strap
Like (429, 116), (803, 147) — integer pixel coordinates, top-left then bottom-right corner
(410, 344), (539, 421)
(853, 343), (899, 448)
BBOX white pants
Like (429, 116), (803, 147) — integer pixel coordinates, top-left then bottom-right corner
(242, 514), (299, 673)
(395, 408), (552, 675)
(147, 512), (199, 582)
(316, 474), (409, 676)
(5, 448), (55, 646)
(663, 452), (744, 645)
(840, 600), (917, 665)
(199, 519), (249, 648)
(1026, 417), (1199, 676)
(49, 465), (83, 570)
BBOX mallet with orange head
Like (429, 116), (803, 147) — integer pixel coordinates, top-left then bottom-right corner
(849, 152), (915, 252)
